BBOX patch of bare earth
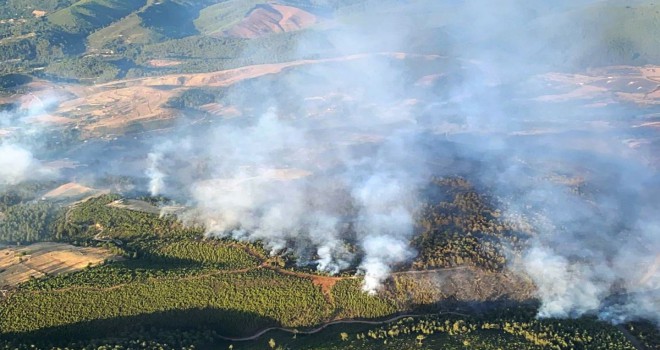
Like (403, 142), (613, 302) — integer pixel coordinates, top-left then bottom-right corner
(147, 59), (183, 67)
(107, 199), (161, 215)
(127, 53), (437, 89)
(28, 114), (75, 124)
(55, 85), (178, 136)
(16, 53), (439, 137)
(311, 275), (339, 303)
(42, 182), (100, 201)
(0, 243), (116, 287)
(31, 10), (47, 18)
(199, 103), (242, 118)
(266, 266), (341, 303)
(537, 65), (660, 105)
(224, 3), (317, 39)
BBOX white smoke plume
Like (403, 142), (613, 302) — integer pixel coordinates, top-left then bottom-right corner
(175, 105), (424, 292)
(0, 94), (61, 186)
(446, 0), (660, 323)
(523, 246), (607, 318)
(146, 152), (166, 196)
(144, 0), (660, 319)
(0, 143), (44, 185)
(354, 172), (418, 292)
(148, 51), (427, 292)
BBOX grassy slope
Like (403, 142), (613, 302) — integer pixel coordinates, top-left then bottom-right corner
(583, 1), (660, 64)
(193, 0), (361, 36)
(87, 13), (160, 49)
(527, 1), (660, 67)
(193, 0), (263, 36)
(87, 0), (218, 49)
(0, 0), (78, 19)
(48, 0), (147, 34)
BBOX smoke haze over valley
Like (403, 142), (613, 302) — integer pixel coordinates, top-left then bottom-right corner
(135, 0), (660, 322)
(0, 0), (659, 348)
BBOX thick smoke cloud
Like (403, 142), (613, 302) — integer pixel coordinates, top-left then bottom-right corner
(0, 96), (59, 186)
(0, 143), (43, 185)
(443, 0), (660, 323)
(143, 0), (659, 318)
(155, 99), (425, 292)
(144, 2), (437, 293)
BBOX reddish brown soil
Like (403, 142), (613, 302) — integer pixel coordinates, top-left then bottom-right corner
(225, 3), (317, 39)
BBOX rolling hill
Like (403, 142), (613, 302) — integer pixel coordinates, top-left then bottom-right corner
(47, 0), (147, 34)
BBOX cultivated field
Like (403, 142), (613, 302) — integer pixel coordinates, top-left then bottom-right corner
(42, 182), (102, 201)
(0, 242), (115, 287)
(24, 53), (442, 137)
(537, 65), (660, 105)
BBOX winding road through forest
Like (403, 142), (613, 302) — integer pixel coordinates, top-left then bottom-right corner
(215, 311), (469, 342)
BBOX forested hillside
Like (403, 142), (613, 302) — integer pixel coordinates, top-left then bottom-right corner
(0, 183), (656, 349)
(1, 0), (659, 84)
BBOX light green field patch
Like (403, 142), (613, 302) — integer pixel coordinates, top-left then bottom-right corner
(48, 0), (147, 34)
(194, 0), (262, 36)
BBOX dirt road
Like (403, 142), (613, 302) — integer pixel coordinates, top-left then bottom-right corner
(216, 312), (469, 342)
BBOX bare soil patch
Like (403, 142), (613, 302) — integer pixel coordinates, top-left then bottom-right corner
(0, 242), (116, 287)
(538, 66), (660, 105)
(147, 60), (183, 67)
(26, 53), (439, 136)
(224, 4), (317, 39)
(199, 103), (242, 118)
(43, 182), (99, 201)
(107, 199), (161, 215)
(28, 114), (75, 124)
(56, 85), (178, 136)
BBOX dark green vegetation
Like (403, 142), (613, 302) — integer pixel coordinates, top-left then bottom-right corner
(626, 321), (660, 350)
(0, 181), (63, 243)
(299, 312), (641, 350)
(0, 307), (651, 349)
(0, 192), (398, 348)
(0, 0), (343, 82)
(47, 0), (146, 34)
(0, 269), (330, 334)
(0, 202), (61, 243)
(237, 310), (644, 350)
(1, 0), (659, 84)
(0, 180), (656, 349)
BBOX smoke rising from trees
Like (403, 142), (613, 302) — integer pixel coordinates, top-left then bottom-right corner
(0, 97), (59, 186)
(144, 1), (660, 314)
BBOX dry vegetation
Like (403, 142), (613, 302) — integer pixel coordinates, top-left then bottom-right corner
(0, 242), (115, 287)
(7, 57), (652, 142)
(42, 182), (100, 201)
(224, 4), (317, 39)
(538, 65), (660, 105)
(13, 53), (441, 137)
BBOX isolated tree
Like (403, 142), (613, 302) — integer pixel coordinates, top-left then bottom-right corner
(268, 338), (276, 349)
(416, 334), (426, 346)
